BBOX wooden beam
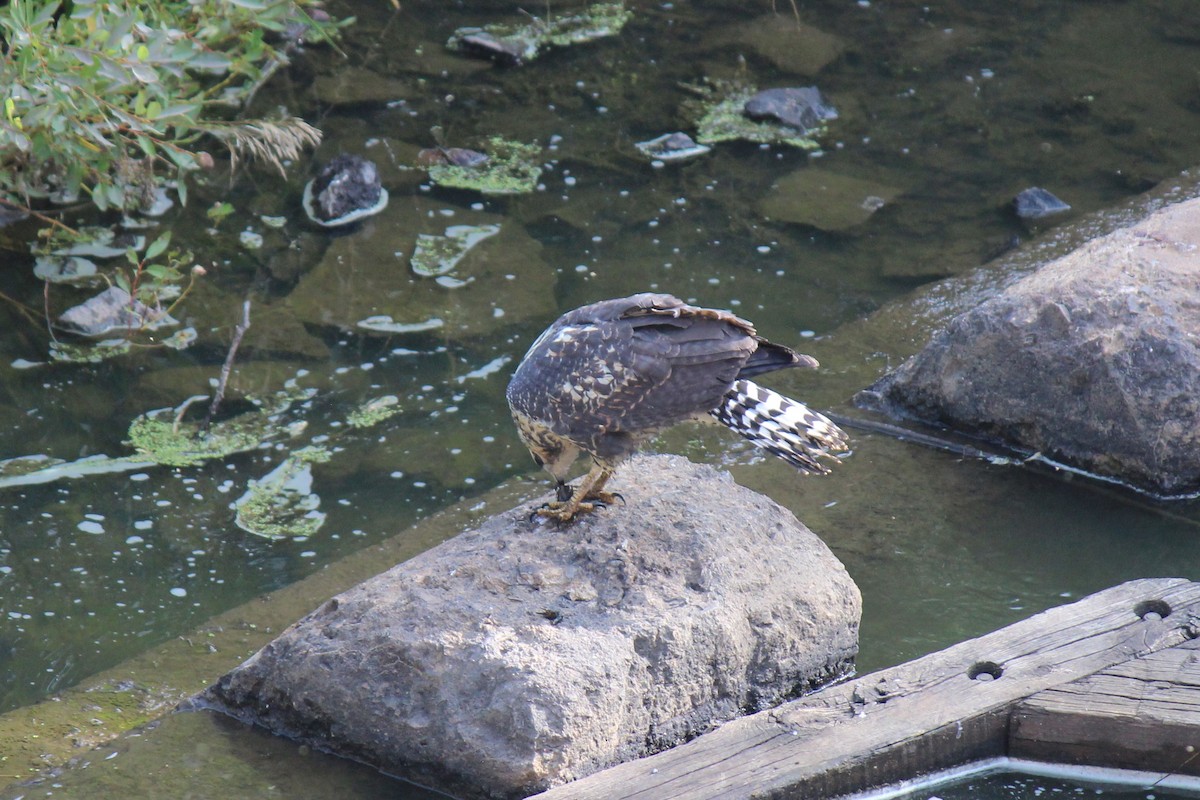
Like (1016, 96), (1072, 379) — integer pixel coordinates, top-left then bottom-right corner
(1011, 637), (1200, 775)
(531, 578), (1200, 800)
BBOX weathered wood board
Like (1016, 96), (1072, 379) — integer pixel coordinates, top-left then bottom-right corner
(531, 578), (1200, 800)
(1011, 637), (1200, 775)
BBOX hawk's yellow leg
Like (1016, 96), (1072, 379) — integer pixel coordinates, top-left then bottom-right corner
(537, 463), (620, 522)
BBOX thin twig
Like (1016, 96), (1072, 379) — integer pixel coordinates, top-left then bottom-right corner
(201, 299), (251, 434)
(43, 280), (57, 343)
(172, 394), (211, 434)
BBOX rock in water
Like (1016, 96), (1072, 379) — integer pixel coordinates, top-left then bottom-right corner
(859, 195), (1200, 498)
(197, 454), (861, 799)
(634, 132), (712, 163)
(303, 154), (389, 227)
(743, 87), (838, 134)
(58, 286), (176, 337)
(1014, 187), (1071, 220)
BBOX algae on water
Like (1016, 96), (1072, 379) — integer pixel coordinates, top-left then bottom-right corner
(126, 408), (268, 467)
(426, 137), (542, 195)
(234, 446), (332, 540)
(346, 395), (402, 429)
(448, 2), (632, 66)
(411, 224), (502, 278)
(685, 80), (836, 150)
(49, 338), (133, 364)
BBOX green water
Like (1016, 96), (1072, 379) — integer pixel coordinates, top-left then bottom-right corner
(2, 0), (1200, 796)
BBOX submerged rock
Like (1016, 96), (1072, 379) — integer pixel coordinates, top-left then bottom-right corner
(303, 154), (389, 227)
(722, 15), (846, 75)
(1013, 187), (1072, 220)
(859, 195), (1200, 498)
(758, 167), (903, 231)
(198, 454), (861, 799)
(285, 200), (555, 339)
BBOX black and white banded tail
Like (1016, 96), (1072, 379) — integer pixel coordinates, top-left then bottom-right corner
(711, 379), (848, 474)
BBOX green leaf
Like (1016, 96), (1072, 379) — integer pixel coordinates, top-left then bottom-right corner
(130, 62), (158, 84)
(206, 201), (234, 222)
(156, 102), (200, 121)
(143, 264), (178, 281)
(145, 231), (170, 261)
(114, 272), (131, 293)
(189, 52), (232, 71)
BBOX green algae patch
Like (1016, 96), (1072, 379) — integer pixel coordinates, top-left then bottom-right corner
(411, 223), (502, 278)
(49, 338), (133, 364)
(426, 137), (543, 195)
(126, 407), (268, 467)
(685, 80), (834, 149)
(234, 446), (332, 540)
(448, 2), (631, 66)
(0, 678), (187, 786)
(346, 395), (402, 428)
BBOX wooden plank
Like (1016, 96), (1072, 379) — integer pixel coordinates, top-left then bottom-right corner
(1011, 637), (1200, 774)
(531, 578), (1200, 800)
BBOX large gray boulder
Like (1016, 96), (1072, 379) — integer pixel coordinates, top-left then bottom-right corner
(859, 195), (1200, 497)
(199, 454), (861, 799)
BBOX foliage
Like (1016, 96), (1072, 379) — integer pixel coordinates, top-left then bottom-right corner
(0, 0), (346, 217)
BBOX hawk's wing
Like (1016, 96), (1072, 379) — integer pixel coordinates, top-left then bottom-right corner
(507, 296), (760, 450)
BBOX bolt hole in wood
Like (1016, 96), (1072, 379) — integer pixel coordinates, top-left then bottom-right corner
(968, 660), (1003, 681)
(1134, 598), (1172, 621)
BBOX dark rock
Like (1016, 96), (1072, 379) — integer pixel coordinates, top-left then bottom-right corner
(1014, 187), (1071, 220)
(633, 132), (711, 163)
(304, 154), (387, 227)
(416, 146), (490, 168)
(743, 87), (838, 134)
(858, 196), (1200, 498)
(197, 454), (861, 799)
(453, 29), (533, 66)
